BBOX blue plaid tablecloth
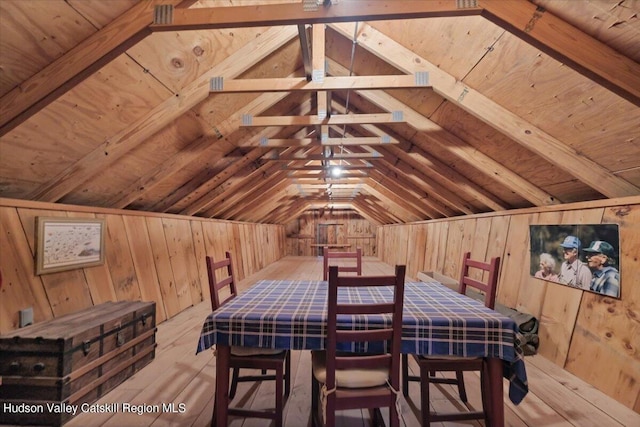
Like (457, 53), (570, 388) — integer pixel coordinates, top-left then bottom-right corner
(197, 279), (528, 404)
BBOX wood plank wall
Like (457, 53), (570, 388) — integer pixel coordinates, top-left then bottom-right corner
(377, 196), (640, 413)
(285, 211), (376, 256)
(0, 198), (285, 333)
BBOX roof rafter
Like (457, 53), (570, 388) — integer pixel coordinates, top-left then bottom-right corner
(0, 0), (197, 137)
(330, 22), (640, 199)
(25, 25), (299, 203)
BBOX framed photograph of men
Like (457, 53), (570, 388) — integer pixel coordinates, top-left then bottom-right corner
(529, 224), (621, 299)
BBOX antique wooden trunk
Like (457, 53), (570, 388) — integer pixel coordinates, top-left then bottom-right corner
(0, 300), (156, 426)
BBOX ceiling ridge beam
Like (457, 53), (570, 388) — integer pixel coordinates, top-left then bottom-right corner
(329, 22), (640, 199)
(478, 0), (640, 105)
(0, 0), (196, 136)
(25, 25), (299, 203)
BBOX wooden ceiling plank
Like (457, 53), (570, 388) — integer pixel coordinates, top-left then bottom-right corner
(330, 22), (640, 199)
(359, 182), (423, 222)
(210, 74), (430, 93)
(373, 150), (471, 216)
(356, 122), (508, 212)
(182, 146), (296, 216)
(267, 200), (311, 225)
(25, 25), (298, 203)
(354, 194), (406, 224)
(369, 164), (454, 218)
(0, 0), (196, 137)
(199, 160), (290, 218)
(329, 110), (472, 216)
(349, 202), (384, 226)
(326, 58), (555, 208)
(149, 1), (482, 32)
(359, 87), (561, 207)
(479, 0), (640, 106)
(364, 176), (437, 220)
(216, 172), (291, 219)
(151, 94), (298, 215)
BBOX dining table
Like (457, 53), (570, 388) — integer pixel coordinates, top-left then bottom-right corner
(196, 278), (529, 426)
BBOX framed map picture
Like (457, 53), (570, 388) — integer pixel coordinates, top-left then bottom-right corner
(36, 217), (106, 275)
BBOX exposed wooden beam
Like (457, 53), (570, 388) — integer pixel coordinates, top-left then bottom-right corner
(298, 24), (312, 80)
(264, 152), (382, 161)
(261, 136), (398, 147)
(214, 172), (291, 219)
(149, 1), (482, 32)
(363, 181), (427, 222)
(354, 121), (508, 212)
(282, 164), (373, 171)
(355, 87), (560, 208)
(312, 23), (328, 119)
(209, 74), (429, 93)
(0, 0), (196, 137)
(241, 112), (403, 127)
(107, 91), (291, 209)
(479, 0), (640, 106)
(364, 176), (439, 220)
(330, 22), (640, 198)
(25, 26), (298, 203)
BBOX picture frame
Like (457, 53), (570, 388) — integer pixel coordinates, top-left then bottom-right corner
(529, 224), (621, 299)
(35, 217), (106, 275)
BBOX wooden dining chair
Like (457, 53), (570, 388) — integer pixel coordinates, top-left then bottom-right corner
(311, 264), (406, 427)
(322, 246), (362, 280)
(402, 252), (501, 425)
(206, 252), (291, 427)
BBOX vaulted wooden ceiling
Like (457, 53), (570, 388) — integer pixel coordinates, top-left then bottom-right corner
(1, 0), (639, 224)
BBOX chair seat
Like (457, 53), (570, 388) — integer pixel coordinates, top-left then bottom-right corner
(231, 346), (286, 357)
(312, 351), (389, 388)
(417, 354), (481, 361)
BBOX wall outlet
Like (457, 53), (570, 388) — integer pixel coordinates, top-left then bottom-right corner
(19, 307), (33, 327)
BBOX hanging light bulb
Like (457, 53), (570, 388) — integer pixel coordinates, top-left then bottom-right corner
(331, 166), (343, 177)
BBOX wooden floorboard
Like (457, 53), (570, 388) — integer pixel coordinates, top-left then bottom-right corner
(60, 256), (639, 427)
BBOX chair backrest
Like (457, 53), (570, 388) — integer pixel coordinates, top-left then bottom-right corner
(323, 247), (362, 280)
(458, 251), (500, 309)
(325, 264), (406, 391)
(206, 251), (237, 311)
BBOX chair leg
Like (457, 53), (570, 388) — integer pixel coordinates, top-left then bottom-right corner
(285, 350), (291, 397)
(420, 364), (431, 427)
(211, 395), (217, 427)
(401, 354), (409, 397)
(480, 361), (491, 425)
(311, 372), (320, 427)
(275, 366), (284, 427)
(455, 370), (468, 402)
(229, 368), (240, 399)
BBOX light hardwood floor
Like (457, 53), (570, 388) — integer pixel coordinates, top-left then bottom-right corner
(64, 256), (639, 427)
